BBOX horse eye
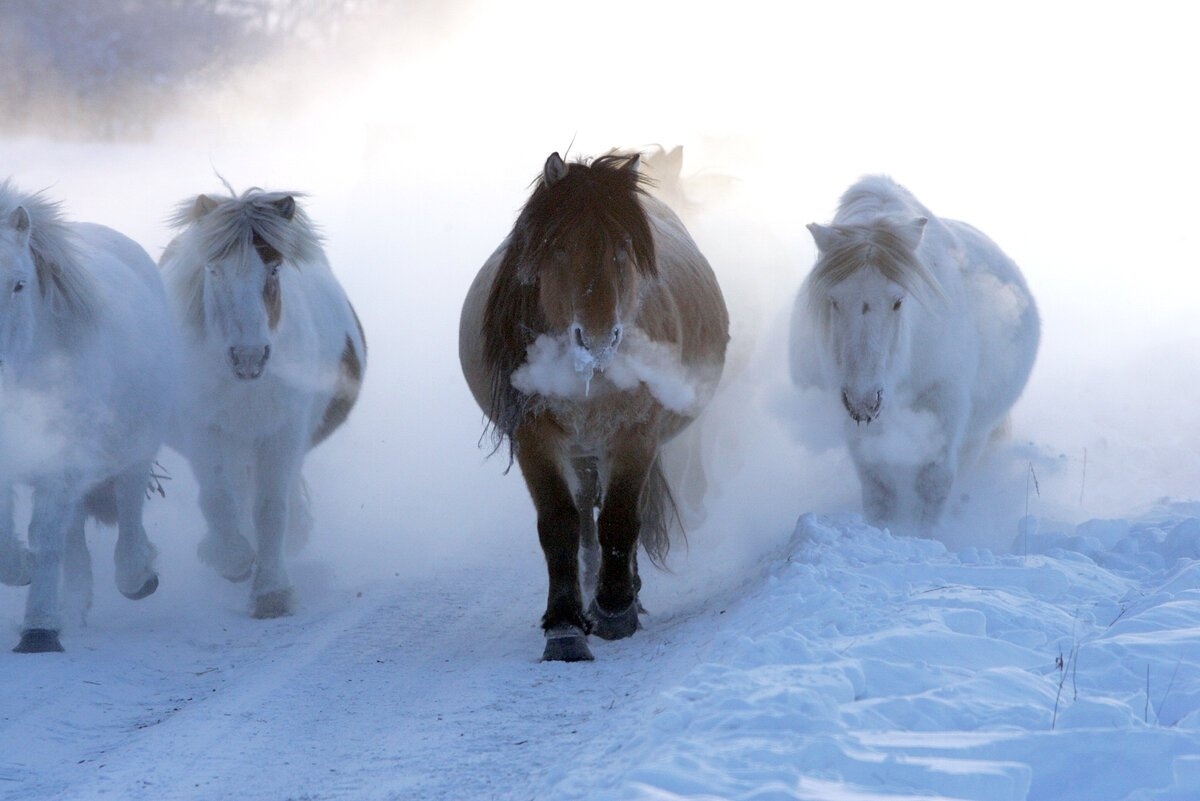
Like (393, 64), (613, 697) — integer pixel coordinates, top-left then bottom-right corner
(893, 299), (903, 311)
(269, 262), (281, 277)
(862, 302), (870, 314)
(830, 299), (839, 311)
(13, 280), (25, 294)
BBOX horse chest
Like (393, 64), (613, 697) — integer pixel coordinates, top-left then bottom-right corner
(533, 385), (662, 455)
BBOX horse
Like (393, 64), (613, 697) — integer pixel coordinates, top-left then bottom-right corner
(0, 181), (178, 653)
(790, 175), (1039, 528)
(459, 152), (729, 662)
(159, 187), (365, 619)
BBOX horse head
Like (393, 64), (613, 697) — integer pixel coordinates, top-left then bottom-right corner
(807, 216), (929, 424)
(522, 152), (656, 376)
(0, 206), (39, 374)
(183, 191), (306, 380)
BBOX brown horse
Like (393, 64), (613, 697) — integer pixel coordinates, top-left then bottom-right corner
(459, 152), (729, 661)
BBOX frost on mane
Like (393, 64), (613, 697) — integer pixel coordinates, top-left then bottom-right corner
(511, 327), (707, 416)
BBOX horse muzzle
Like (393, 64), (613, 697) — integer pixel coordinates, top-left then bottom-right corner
(842, 388), (883, 425)
(571, 323), (622, 373)
(228, 345), (271, 380)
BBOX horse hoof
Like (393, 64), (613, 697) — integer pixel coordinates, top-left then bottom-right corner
(542, 625), (594, 662)
(121, 573), (159, 601)
(252, 588), (294, 619)
(13, 629), (64, 653)
(589, 599), (640, 641)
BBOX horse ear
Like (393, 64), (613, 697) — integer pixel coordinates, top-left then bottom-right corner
(7, 206), (31, 232)
(807, 223), (843, 254)
(192, 195), (219, 219)
(899, 216), (928, 248)
(544, 153), (568, 186)
(624, 154), (642, 175)
(272, 195), (297, 221)
(6, 206), (31, 244)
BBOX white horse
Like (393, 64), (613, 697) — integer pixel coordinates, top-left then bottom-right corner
(160, 187), (365, 618)
(790, 175), (1039, 527)
(0, 182), (178, 653)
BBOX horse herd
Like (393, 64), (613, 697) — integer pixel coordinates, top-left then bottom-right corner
(0, 150), (1039, 661)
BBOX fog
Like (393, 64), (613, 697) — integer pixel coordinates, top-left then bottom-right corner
(2, 1), (1198, 619)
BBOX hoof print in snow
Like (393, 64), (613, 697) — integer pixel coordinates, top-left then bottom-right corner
(542, 626), (594, 662)
(13, 629), (64, 653)
(589, 599), (640, 641)
(121, 573), (159, 601)
(252, 589), (294, 619)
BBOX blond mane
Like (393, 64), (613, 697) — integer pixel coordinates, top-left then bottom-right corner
(803, 216), (944, 333)
(166, 186), (324, 330)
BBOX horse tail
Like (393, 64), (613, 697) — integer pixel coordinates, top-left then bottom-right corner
(639, 455), (684, 569)
(84, 480), (119, 526)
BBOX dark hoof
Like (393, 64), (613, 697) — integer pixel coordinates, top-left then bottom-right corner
(542, 625), (594, 662)
(252, 588), (294, 619)
(14, 629), (64, 653)
(122, 573), (159, 601)
(589, 599), (640, 641)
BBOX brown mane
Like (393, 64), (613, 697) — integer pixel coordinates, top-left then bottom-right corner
(480, 154), (656, 453)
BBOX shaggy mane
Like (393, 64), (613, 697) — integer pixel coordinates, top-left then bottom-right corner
(481, 154), (656, 454)
(804, 216), (945, 332)
(0, 180), (100, 332)
(167, 186), (323, 330)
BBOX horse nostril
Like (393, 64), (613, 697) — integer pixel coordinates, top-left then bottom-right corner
(263, 344), (272, 362)
(573, 325), (587, 350)
(611, 325), (622, 347)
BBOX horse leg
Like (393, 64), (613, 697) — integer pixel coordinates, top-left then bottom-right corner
(0, 484), (31, 587)
(590, 436), (653, 641)
(192, 443), (255, 583)
(917, 458), (956, 526)
(112, 466), (160, 600)
(517, 426), (591, 662)
(249, 433), (303, 619)
(62, 512), (92, 625)
(915, 388), (968, 526)
(571, 456), (601, 604)
(14, 482), (82, 653)
(849, 446), (898, 526)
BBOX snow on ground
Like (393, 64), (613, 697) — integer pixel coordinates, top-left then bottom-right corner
(4, 3), (1200, 800)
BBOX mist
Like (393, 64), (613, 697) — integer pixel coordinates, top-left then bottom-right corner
(2, 1), (1198, 624)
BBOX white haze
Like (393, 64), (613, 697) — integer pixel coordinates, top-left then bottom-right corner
(1, 0), (1197, 621)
